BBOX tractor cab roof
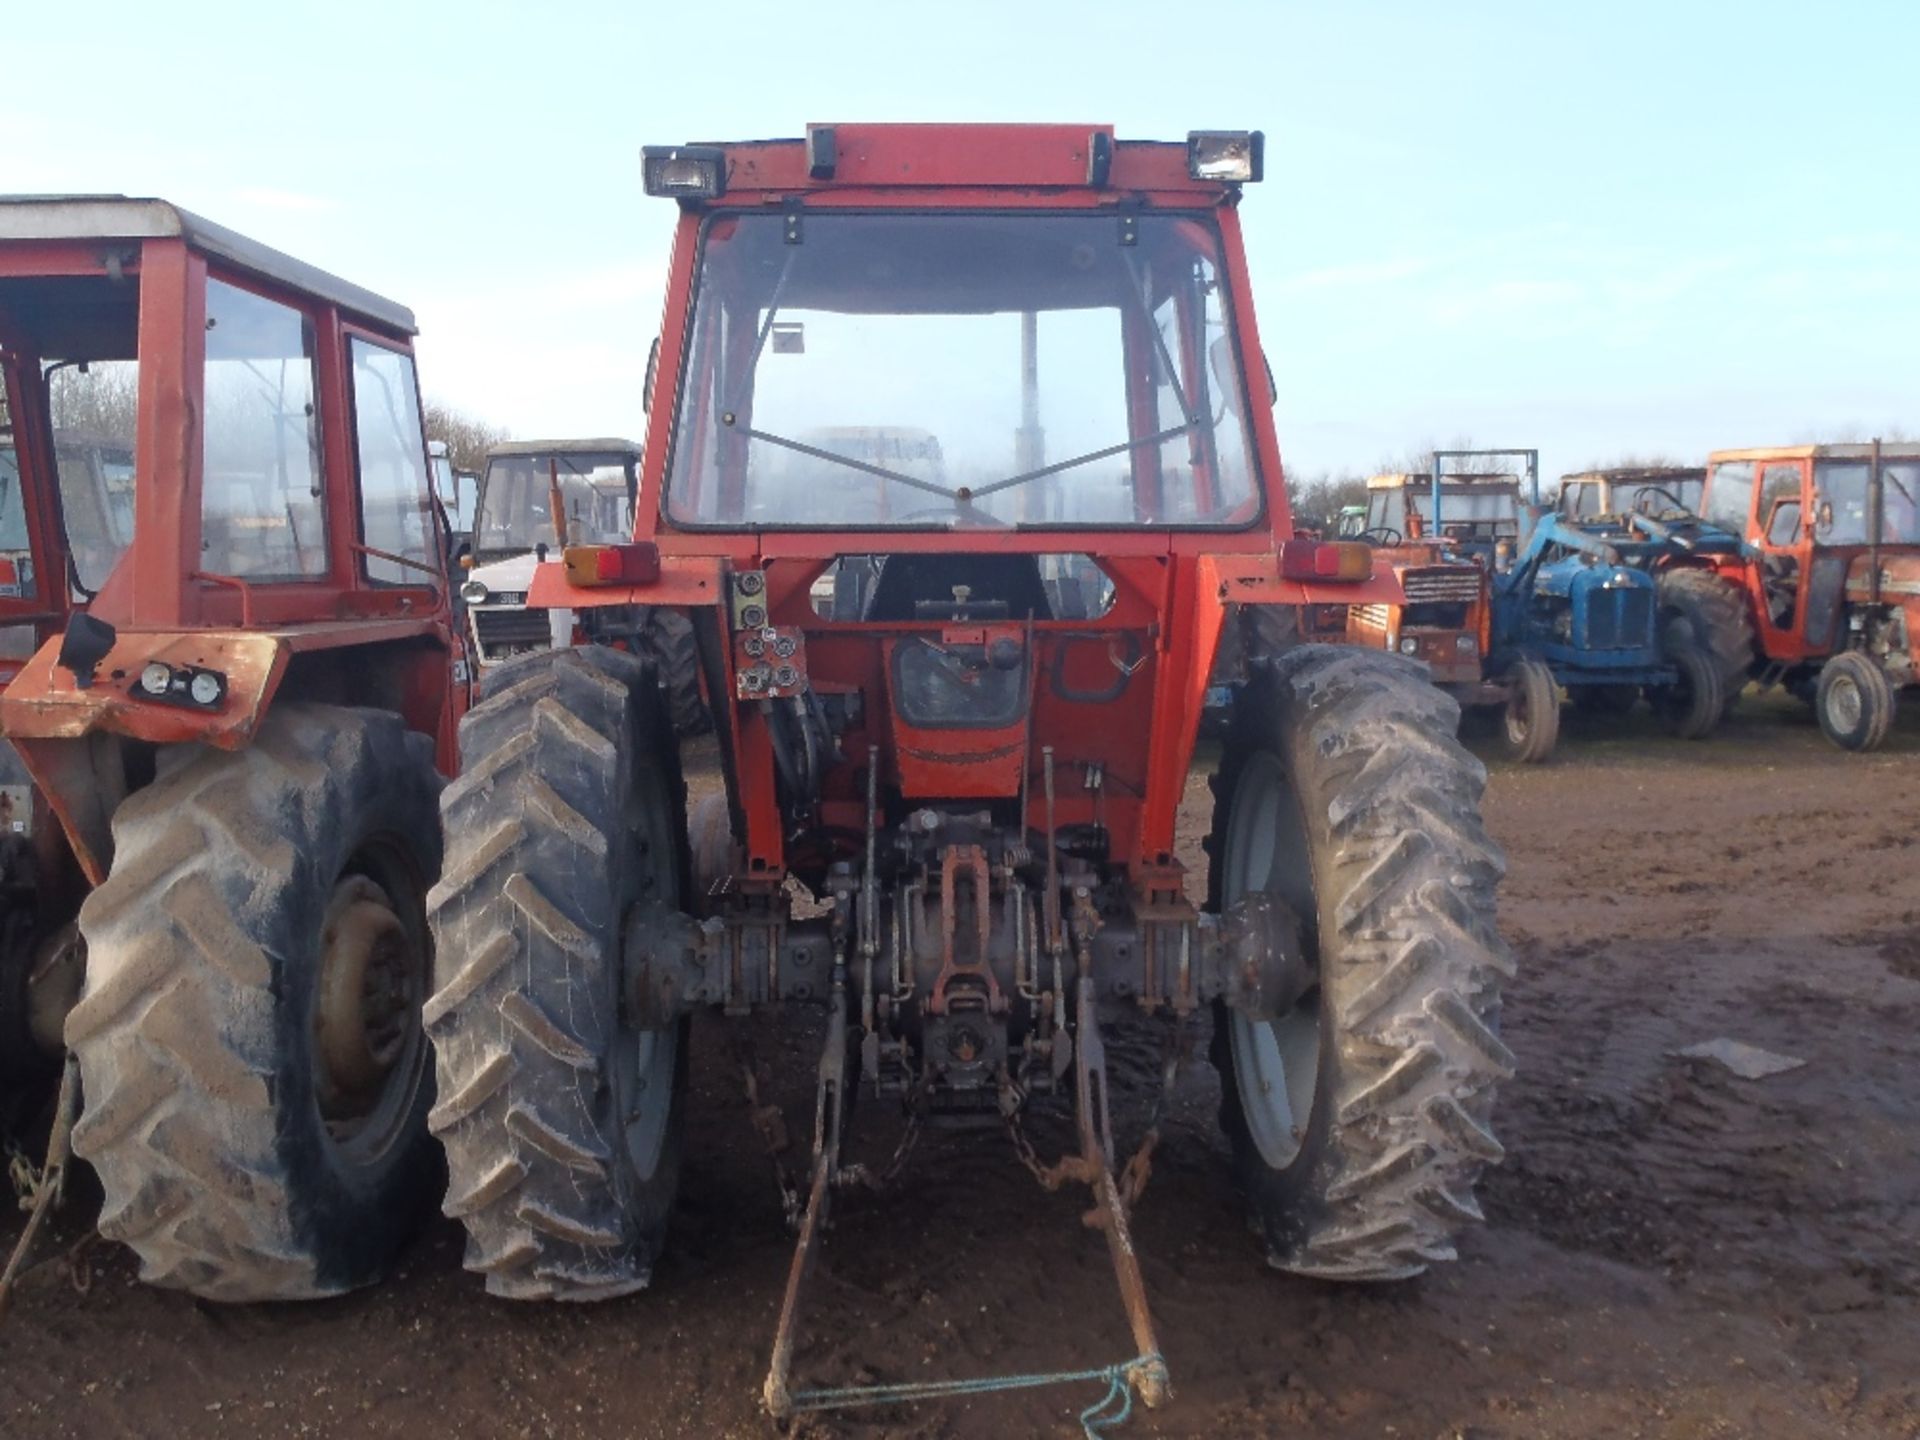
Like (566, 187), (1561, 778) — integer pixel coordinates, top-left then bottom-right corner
(486, 438), (643, 460)
(1560, 465), (1705, 483)
(642, 125), (1260, 205)
(1710, 443), (1920, 464)
(1367, 472), (1524, 491)
(0, 195), (416, 336)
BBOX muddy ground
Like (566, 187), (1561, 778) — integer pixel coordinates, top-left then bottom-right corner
(3, 693), (1917, 1439)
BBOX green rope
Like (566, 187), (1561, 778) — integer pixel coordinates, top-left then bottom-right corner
(788, 1352), (1163, 1439)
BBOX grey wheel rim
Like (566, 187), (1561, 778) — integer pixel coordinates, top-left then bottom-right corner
(1826, 673), (1863, 733)
(615, 1027), (676, 1182)
(1223, 750), (1321, 1171)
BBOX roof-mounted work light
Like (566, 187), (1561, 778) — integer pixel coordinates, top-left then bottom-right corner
(1186, 130), (1264, 183)
(642, 145), (727, 199)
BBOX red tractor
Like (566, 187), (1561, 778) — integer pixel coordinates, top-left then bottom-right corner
(0, 197), (466, 1298)
(426, 126), (1512, 1421)
(1685, 443), (1918, 749)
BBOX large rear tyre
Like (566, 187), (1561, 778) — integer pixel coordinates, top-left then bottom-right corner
(1656, 568), (1754, 714)
(1498, 657), (1560, 763)
(1815, 652), (1897, 752)
(1208, 647), (1512, 1279)
(65, 706), (442, 1300)
(428, 646), (690, 1300)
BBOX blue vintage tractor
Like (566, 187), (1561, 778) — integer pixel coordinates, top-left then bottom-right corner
(1488, 510), (1725, 761)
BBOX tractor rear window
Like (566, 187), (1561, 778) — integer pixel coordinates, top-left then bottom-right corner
(665, 212), (1261, 530)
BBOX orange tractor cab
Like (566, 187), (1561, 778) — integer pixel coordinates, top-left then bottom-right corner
(424, 126), (1512, 1425)
(1691, 442), (1920, 748)
(1557, 465), (1705, 523)
(1340, 468), (1522, 697)
(0, 197), (466, 1299)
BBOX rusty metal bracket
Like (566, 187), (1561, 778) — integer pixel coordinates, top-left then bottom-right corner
(929, 843), (1006, 1016)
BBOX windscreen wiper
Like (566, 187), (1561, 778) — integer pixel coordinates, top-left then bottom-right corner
(736, 425), (960, 501)
(967, 421), (1192, 501)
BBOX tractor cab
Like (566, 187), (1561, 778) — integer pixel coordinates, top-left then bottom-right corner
(1700, 442), (1920, 747)
(1362, 470), (1525, 555)
(0, 196), (463, 1300)
(1558, 466), (1705, 523)
(461, 437), (641, 668)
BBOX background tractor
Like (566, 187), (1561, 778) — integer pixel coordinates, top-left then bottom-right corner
(425, 125), (1512, 1424)
(0, 197), (465, 1300)
(460, 437), (705, 730)
(1689, 442), (1920, 749)
(1340, 467), (1522, 706)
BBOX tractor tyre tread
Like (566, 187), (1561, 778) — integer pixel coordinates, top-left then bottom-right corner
(1500, 658), (1560, 764)
(67, 705), (442, 1301)
(1656, 568), (1754, 711)
(637, 610), (709, 737)
(428, 646), (687, 1301)
(1209, 646), (1511, 1280)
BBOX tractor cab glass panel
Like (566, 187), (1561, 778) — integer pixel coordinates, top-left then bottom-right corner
(5, 269), (144, 595)
(350, 339), (437, 584)
(1702, 461), (1753, 534)
(474, 453), (635, 559)
(200, 280), (327, 579)
(1620, 476), (1701, 515)
(666, 212), (1260, 529)
(1815, 459), (1920, 546)
(1563, 482), (1601, 519)
(0, 439), (30, 591)
(52, 427), (137, 593)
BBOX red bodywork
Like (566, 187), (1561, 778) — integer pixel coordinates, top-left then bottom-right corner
(534, 125), (1398, 892)
(0, 206), (468, 884)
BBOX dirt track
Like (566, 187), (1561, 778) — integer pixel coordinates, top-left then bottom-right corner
(4, 694), (1917, 1439)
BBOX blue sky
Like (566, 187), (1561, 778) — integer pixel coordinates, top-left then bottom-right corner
(4, 0), (1914, 483)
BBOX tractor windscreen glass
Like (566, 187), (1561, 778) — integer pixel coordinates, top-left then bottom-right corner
(1816, 459), (1920, 546)
(475, 454), (636, 558)
(665, 212), (1262, 529)
(202, 280), (328, 580)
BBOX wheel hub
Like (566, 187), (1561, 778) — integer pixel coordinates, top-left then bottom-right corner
(314, 875), (419, 1136)
(1827, 674), (1862, 731)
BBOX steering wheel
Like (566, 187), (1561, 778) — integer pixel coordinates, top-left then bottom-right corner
(1358, 526), (1402, 546)
(1633, 486), (1690, 516)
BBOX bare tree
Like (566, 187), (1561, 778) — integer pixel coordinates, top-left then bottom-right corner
(423, 399), (509, 475)
(1284, 468), (1369, 533)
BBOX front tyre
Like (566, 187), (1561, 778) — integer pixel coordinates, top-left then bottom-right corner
(1499, 657), (1560, 763)
(1815, 652), (1897, 752)
(1209, 648), (1513, 1279)
(66, 706), (442, 1300)
(428, 646), (689, 1300)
